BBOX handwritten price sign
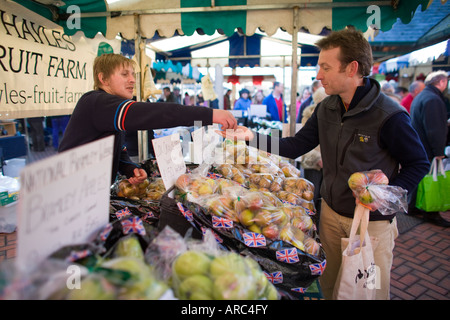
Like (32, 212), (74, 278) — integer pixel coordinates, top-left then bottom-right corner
(152, 133), (186, 195)
(16, 136), (114, 272)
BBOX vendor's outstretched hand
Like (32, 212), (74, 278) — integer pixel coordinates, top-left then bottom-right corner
(212, 109), (237, 130)
(215, 125), (254, 141)
(128, 168), (148, 185)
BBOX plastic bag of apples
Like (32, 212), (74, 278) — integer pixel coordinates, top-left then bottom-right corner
(348, 169), (408, 215)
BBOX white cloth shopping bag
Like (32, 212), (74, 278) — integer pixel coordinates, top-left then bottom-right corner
(333, 204), (378, 300)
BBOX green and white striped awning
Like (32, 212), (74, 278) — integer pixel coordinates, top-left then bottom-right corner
(13, 0), (436, 39)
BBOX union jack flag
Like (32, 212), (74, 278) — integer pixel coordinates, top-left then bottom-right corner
(276, 248), (299, 264)
(309, 260), (326, 276)
(212, 216), (233, 229)
(201, 227), (223, 243)
(115, 207), (131, 219)
(99, 223), (113, 241)
(207, 172), (223, 180)
(291, 287), (306, 293)
(263, 271), (283, 284)
(305, 208), (315, 216)
(177, 202), (193, 222)
(143, 211), (155, 220)
(121, 216), (146, 235)
(66, 249), (91, 262)
(243, 232), (266, 247)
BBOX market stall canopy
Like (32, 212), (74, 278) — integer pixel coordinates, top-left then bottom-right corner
(13, 0), (435, 40)
(140, 31), (322, 68)
(370, 0), (450, 62)
(378, 39), (449, 74)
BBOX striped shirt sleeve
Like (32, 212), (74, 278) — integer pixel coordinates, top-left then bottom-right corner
(113, 100), (136, 131)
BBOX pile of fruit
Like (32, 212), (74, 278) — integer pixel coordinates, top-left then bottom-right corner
(47, 235), (170, 300)
(115, 177), (166, 201)
(175, 172), (321, 256)
(172, 250), (278, 300)
(214, 141), (314, 209)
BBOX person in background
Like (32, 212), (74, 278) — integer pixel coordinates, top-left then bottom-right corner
(218, 29), (430, 300)
(234, 88), (252, 111)
(50, 115), (70, 150)
(296, 86), (311, 120)
(300, 86), (328, 214)
(262, 81), (287, 122)
(252, 90), (265, 105)
(395, 86), (409, 100)
(183, 92), (191, 105)
(224, 89), (232, 110)
(409, 70), (449, 227)
(158, 87), (177, 103)
(196, 93), (205, 106)
(173, 87), (181, 104)
(27, 117), (46, 152)
(296, 80), (322, 123)
(401, 80), (425, 113)
(59, 53), (237, 185)
(381, 81), (402, 104)
(209, 98), (219, 109)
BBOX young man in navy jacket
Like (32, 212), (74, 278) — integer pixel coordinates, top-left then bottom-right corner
(59, 54), (237, 185)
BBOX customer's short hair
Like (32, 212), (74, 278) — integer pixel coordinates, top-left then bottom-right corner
(315, 28), (373, 77)
(93, 54), (136, 90)
(424, 70), (448, 86)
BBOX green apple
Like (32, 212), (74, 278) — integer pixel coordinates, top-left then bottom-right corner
(209, 253), (247, 278)
(213, 272), (256, 300)
(114, 235), (144, 260)
(173, 251), (212, 279)
(248, 224), (262, 234)
(263, 282), (279, 300)
(244, 258), (268, 298)
(359, 188), (373, 204)
(348, 172), (368, 191)
(178, 275), (213, 300)
(238, 209), (255, 227)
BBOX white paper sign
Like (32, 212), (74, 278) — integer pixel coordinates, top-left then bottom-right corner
(191, 127), (205, 164)
(152, 133), (186, 192)
(17, 135), (114, 272)
(249, 104), (267, 118)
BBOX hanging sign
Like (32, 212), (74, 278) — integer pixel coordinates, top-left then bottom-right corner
(0, 2), (119, 119)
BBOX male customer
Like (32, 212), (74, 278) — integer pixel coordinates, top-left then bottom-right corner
(401, 80), (425, 113)
(218, 29), (430, 299)
(409, 70), (449, 227)
(262, 82), (287, 122)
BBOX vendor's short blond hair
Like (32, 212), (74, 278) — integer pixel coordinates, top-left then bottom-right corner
(424, 70), (448, 86)
(93, 54), (136, 90)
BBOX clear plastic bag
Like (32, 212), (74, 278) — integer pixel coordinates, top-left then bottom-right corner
(348, 169), (408, 215)
(157, 227), (280, 300)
